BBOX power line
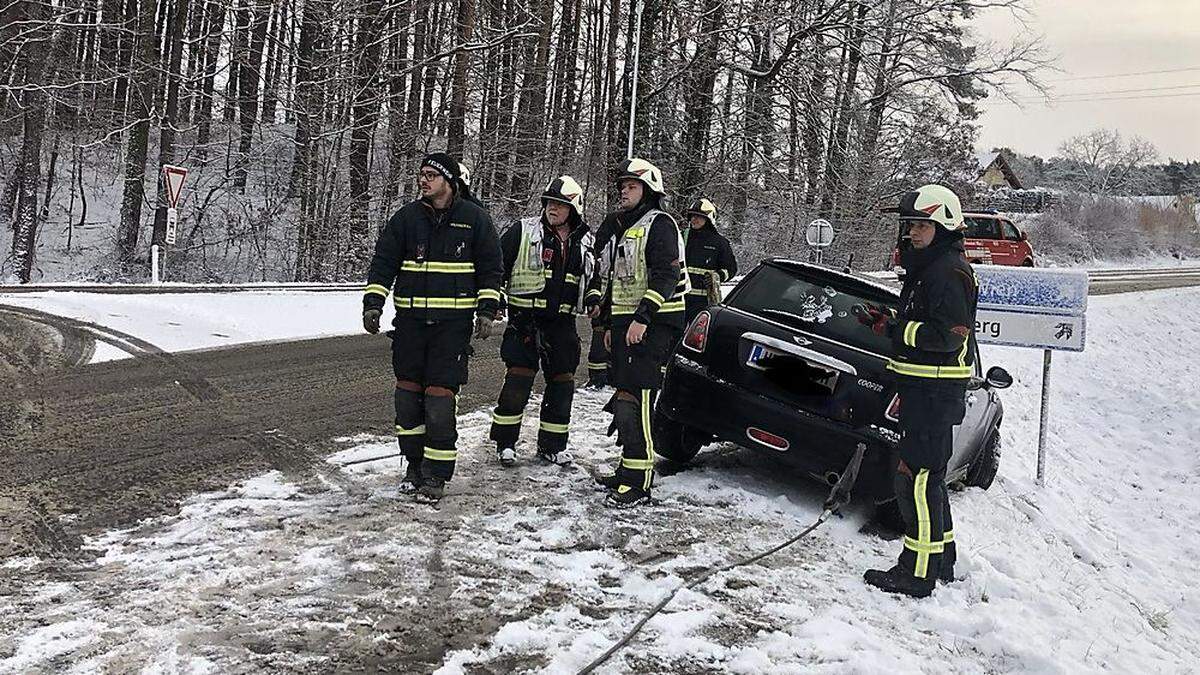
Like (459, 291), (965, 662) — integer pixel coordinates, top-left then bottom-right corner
(1048, 66), (1200, 82)
(1011, 82), (1200, 102)
(1001, 91), (1200, 105)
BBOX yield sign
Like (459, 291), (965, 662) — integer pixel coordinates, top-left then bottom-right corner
(162, 164), (188, 208)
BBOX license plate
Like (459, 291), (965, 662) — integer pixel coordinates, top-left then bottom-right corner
(747, 343), (839, 391)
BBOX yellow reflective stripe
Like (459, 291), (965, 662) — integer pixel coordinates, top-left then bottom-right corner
(660, 299), (686, 312)
(585, 289), (602, 299)
(903, 321), (922, 348)
(686, 289), (709, 296)
(365, 284), (390, 297)
(491, 411), (523, 426)
(886, 361), (972, 379)
(586, 362), (608, 370)
(611, 305), (638, 315)
(621, 458), (654, 470)
(718, 269), (731, 282)
(394, 297), (478, 309)
(641, 390), (654, 490)
(643, 289), (665, 307)
(477, 288), (502, 302)
(943, 529), (955, 544)
(423, 447), (458, 461)
(914, 469), (931, 579)
(400, 261), (476, 273)
(957, 335), (969, 367)
(508, 296), (548, 309)
(564, 274), (579, 284)
(395, 424), (426, 436)
(558, 304), (574, 314)
(685, 266), (712, 275)
(904, 536), (945, 554)
(539, 420), (569, 434)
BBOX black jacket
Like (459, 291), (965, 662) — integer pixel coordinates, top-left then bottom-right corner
(589, 202), (685, 328)
(886, 236), (978, 383)
(363, 196), (503, 321)
(500, 215), (592, 317)
(684, 224), (737, 292)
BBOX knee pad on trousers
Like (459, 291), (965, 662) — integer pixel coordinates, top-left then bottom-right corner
(541, 378), (575, 422)
(394, 388), (425, 461)
(424, 393), (458, 449)
(496, 373), (535, 415)
(612, 398), (643, 453)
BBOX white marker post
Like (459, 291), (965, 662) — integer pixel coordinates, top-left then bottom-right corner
(156, 164), (188, 283)
(973, 265), (1089, 486)
(805, 218), (834, 264)
(626, 0), (645, 159)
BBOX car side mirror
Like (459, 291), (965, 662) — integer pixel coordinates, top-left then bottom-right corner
(984, 366), (1013, 390)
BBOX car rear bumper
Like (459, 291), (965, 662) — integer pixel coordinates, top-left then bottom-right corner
(660, 353), (897, 499)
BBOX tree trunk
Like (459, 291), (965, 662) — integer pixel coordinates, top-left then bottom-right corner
(820, 0), (867, 220)
(677, 0), (723, 197)
(260, 1), (286, 124)
(9, 0), (51, 282)
(224, 0), (244, 123)
(445, 0), (476, 157)
(195, 0), (226, 158)
(386, 0), (412, 204)
(116, 0), (164, 265)
(802, 32), (826, 205)
(348, 0), (386, 261)
(233, 0), (270, 190)
(509, 0), (553, 202)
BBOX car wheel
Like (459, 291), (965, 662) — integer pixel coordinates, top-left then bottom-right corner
(966, 429), (1001, 490)
(872, 498), (905, 535)
(654, 413), (709, 464)
(1022, 259), (1034, 267)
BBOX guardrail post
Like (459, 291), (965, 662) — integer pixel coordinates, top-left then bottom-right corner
(1036, 348), (1051, 485)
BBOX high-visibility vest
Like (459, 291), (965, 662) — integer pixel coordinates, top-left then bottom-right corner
(508, 217), (546, 296)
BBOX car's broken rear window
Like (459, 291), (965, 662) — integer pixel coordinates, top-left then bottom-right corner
(728, 264), (896, 355)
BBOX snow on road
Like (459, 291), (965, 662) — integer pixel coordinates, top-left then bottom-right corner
(2, 287), (1199, 673)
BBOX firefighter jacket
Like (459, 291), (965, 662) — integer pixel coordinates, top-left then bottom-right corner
(500, 215), (594, 316)
(363, 196), (503, 321)
(886, 236), (978, 382)
(589, 203), (689, 328)
(683, 224), (737, 299)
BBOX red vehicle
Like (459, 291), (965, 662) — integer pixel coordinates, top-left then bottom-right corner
(891, 210), (1034, 274)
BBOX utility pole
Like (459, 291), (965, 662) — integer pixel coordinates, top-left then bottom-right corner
(626, 0), (644, 159)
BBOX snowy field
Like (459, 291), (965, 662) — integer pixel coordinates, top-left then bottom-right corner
(2, 287), (1199, 673)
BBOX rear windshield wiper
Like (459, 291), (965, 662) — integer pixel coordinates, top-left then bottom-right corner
(759, 307), (816, 325)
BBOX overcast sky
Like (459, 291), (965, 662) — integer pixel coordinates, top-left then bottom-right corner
(973, 0), (1200, 161)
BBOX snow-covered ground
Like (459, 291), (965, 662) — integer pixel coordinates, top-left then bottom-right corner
(2, 287), (1199, 673)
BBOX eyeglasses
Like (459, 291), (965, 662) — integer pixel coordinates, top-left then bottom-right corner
(418, 170), (442, 181)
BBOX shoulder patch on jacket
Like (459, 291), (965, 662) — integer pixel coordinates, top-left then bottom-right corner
(451, 222), (472, 229)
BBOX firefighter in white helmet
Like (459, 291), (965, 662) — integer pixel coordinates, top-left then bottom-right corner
(489, 176), (595, 467)
(859, 184), (978, 598)
(586, 158), (690, 507)
(681, 197), (737, 326)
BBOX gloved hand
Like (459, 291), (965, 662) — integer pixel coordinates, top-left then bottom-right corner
(363, 308), (382, 334)
(853, 303), (894, 336)
(473, 313), (496, 340)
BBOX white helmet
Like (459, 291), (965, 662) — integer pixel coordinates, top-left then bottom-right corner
(458, 162), (472, 188)
(685, 198), (717, 227)
(897, 184), (965, 231)
(541, 175), (584, 217)
(616, 157), (665, 196)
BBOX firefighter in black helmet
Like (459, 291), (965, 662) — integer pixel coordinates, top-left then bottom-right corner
(859, 184), (978, 598)
(362, 152), (504, 504)
(489, 176), (594, 467)
(681, 198), (737, 326)
(586, 158), (690, 508)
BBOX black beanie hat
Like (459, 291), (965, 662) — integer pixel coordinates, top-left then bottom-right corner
(421, 152), (460, 190)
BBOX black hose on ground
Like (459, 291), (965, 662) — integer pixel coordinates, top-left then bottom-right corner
(576, 442), (867, 675)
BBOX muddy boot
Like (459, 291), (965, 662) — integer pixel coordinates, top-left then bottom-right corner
(864, 565), (934, 599)
(605, 484), (652, 508)
(415, 478), (445, 503)
(497, 445), (517, 467)
(398, 463), (423, 494)
(536, 447), (572, 465)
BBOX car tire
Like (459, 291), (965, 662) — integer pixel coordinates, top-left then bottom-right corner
(1022, 259), (1034, 267)
(872, 498), (906, 535)
(966, 429), (1001, 490)
(653, 413), (709, 464)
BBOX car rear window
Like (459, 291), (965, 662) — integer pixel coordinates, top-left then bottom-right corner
(963, 216), (999, 239)
(727, 264), (897, 355)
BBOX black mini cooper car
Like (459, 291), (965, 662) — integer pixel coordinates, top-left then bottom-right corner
(655, 259), (1012, 509)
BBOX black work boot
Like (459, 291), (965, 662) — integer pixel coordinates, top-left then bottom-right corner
(497, 445), (517, 467)
(594, 472), (621, 491)
(864, 565), (934, 599)
(585, 371), (609, 389)
(605, 484), (652, 508)
(415, 478), (445, 503)
(536, 447), (572, 465)
(398, 462), (423, 494)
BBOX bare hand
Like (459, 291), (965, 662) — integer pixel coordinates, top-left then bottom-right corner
(603, 329), (611, 352)
(626, 321), (647, 346)
(897, 458), (913, 478)
(588, 305), (601, 319)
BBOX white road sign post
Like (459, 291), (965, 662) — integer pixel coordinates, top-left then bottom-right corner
(973, 265), (1089, 486)
(805, 219), (834, 264)
(154, 164), (188, 283)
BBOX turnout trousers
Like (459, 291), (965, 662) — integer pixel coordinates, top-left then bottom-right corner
(391, 316), (474, 482)
(893, 381), (966, 580)
(489, 312), (582, 452)
(607, 315), (682, 491)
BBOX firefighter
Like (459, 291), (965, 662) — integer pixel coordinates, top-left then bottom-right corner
(858, 184), (977, 598)
(489, 176), (594, 466)
(588, 158), (690, 508)
(458, 162), (488, 211)
(362, 152), (504, 504)
(681, 198), (737, 326)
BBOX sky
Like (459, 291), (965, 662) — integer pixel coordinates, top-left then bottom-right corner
(973, 0), (1200, 162)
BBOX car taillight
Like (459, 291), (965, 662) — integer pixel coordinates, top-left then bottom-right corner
(747, 427), (789, 451)
(885, 393), (901, 422)
(890, 247), (900, 266)
(682, 311), (710, 352)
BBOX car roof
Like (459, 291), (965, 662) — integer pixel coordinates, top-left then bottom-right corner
(763, 259), (900, 297)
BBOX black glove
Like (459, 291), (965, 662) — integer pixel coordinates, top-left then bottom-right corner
(363, 308), (382, 334)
